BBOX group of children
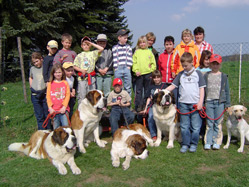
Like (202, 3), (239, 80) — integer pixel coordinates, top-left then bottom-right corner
(29, 26), (230, 153)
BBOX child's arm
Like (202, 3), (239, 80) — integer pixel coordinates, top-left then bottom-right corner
(166, 84), (176, 92)
(120, 101), (130, 107)
(142, 97), (152, 114)
(85, 40), (104, 54)
(74, 66), (87, 76)
(46, 82), (55, 114)
(61, 81), (70, 114)
(29, 77), (32, 88)
(196, 87), (204, 110)
(71, 89), (76, 97)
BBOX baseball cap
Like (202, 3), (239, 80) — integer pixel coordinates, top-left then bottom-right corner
(96, 34), (107, 42)
(81, 36), (91, 43)
(210, 54), (222, 64)
(62, 62), (74, 69)
(113, 78), (122, 87)
(116, 29), (129, 36)
(47, 40), (58, 49)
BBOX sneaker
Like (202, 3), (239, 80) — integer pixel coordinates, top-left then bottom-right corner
(180, 145), (189, 153)
(212, 144), (220, 150)
(204, 144), (211, 150)
(189, 145), (197, 153)
(152, 136), (157, 141)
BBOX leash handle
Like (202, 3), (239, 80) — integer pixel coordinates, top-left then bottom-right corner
(42, 111), (71, 129)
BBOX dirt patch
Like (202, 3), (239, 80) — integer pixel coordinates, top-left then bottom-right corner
(84, 173), (112, 184)
(124, 177), (152, 186)
(197, 163), (229, 174)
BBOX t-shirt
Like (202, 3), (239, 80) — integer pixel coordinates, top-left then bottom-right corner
(206, 73), (221, 100)
(29, 66), (46, 91)
(144, 83), (168, 99)
(107, 89), (131, 109)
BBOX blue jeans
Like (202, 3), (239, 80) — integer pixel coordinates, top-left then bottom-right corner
(205, 100), (224, 145)
(114, 66), (132, 96)
(179, 102), (202, 147)
(109, 106), (134, 135)
(53, 112), (69, 130)
(148, 107), (157, 138)
(96, 75), (112, 97)
(31, 94), (51, 130)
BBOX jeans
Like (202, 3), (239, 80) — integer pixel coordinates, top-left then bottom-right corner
(148, 107), (157, 138)
(96, 75), (112, 97)
(31, 94), (51, 130)
(114, 66), (132, 96)
(134, 73), (151, 111)
(179, 102), (202, 147)
(53, 112), (69, 130)
(205, 100), (224, 145)
(109, 106), (135, 135)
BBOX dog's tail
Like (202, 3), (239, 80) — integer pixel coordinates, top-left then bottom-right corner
(8, 143), (30, 155)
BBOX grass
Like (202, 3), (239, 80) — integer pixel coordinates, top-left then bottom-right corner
(1, 61), (249, 186)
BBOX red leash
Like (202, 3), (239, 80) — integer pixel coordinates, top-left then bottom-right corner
(42, 111), (71, 129)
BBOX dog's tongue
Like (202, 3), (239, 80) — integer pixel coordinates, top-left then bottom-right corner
(237, 118), (242, 121)
(166, 102), (170, 105)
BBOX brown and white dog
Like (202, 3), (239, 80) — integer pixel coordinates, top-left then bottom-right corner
(223, 105), (249, 152)
(153, 89), (181, 148)
(111, 128), (149, 170)
(71, 90), (107, 153)
(8, 127), (81, 175)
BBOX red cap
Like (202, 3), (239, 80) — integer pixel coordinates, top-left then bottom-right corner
(81, 36), (91, 43)
(210, 54), (222, 64)
(113, 78), (122, 87)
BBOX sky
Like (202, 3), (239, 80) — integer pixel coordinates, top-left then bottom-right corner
(122, 0), (249, 50)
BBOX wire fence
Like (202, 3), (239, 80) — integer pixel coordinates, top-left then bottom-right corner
(1, 42), (249, 125)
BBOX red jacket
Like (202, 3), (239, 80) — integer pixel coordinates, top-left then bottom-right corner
(158, 50), (174, 83)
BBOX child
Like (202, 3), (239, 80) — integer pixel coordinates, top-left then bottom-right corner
(142, 70), (168, 140)
(167, 52), (206, 153)
(107, 78), (135, 136)
(146, 32), (159, 65)
(43, 40), (58, 84)
(196, 50), (212, 74)
(132, 35), (156, 112)
(204, 54), (230, 150)
(53, 33), (77, 64)
(46, 63), (70, 129)
(73, 36), (104, 103)
(62, 62), (78, 119)
(193, 26), (214, 54)
(158, 36), (175, 85)
(171, 29), (201, 78)
(29, 52), (51, 130)
(112, 29), (133, 96)
(95, 34), (113, 97)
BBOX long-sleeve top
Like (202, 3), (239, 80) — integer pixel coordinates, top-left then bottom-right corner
(195, 40), (214, 54)
(171, 40), (201, 75)
(158, 49), (174, 83)
(53, 49), (77, 64)
(95, 48), (113, 75)
(112, 43), (133, 69)
(43, 54), (56, 83)
(46, 80), (70, 112)
(132, 48), (156, 75)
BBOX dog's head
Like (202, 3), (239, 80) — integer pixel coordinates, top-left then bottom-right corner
(153, 89), (175, 108)
(227, 105), (247, 121)
(52, 127), (77, 152)
(86, 90), (107, 111)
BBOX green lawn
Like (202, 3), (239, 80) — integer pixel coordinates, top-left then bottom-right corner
(0, 61), (249, 186)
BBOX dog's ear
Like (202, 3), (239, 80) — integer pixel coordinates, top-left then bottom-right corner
(243, 106), (247, 113)
(170, 91), (176, 105)
(52, 128), (68, 145)
(153, 93), (158, 104)
(86, 91), (95, 106)
(227, 106), (233, 115)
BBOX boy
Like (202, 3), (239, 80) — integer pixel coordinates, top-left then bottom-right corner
(171, 29), (200, 78)
(107, 78), (135, 136)
(95, 34), (113, 97)
(29, 52), (51, 130)
(62, 62), (78, 119)
(53, 33), (77, 64)
(146, 32), (159, 66)
(43, 40), (58, 84)
(193, 26), (213, 54)
(112, 29), (133, 96)
(167, 52), (206, 153)
(73, 36), (104, 103)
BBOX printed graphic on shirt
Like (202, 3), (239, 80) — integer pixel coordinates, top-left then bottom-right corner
(51, 87), (66, 100)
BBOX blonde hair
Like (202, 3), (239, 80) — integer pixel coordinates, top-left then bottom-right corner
(180, 52), (193, 64)
(146, 32), (156, 42)
(135, 36), (148, 50)
(181, 29), (193, 40)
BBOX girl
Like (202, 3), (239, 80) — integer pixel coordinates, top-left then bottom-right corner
(204, 54), (230, 150)
(196, 50), (212, 74)
(46, 63), (70, 129)
(142, 70), (168, 140)
(132, 35), (156, 112)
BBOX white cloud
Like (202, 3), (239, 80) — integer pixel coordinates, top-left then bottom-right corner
(204, 0), (249, 7)
(171, 13), (186, 21)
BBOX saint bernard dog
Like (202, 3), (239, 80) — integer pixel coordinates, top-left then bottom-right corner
(71, 90), (107, 153)
(223, 105), (249, 152)
(152, 89), (181, 148)
(111, 128), (149, 170)
(8, 127), (81, 175)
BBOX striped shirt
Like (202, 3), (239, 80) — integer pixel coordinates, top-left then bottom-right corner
(195, 40), (214, 54)
(112, 43), (133, 69)
(53, 49), (77, 64)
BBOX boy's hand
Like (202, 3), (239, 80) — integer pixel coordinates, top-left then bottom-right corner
(49, 107), (55, 114)
(172, 72), (176, 78)
(61, 54), (68, 61)
(196, 102), (203, 110)
(99, 69), (106, 76)
(149, 64), (151, 68)
(59, 106), (66, 114)
(84, 40), (92, 46)
(136, 72), (141, 77)
(81, 69), (87, 76)
(71, 89), (76, 97)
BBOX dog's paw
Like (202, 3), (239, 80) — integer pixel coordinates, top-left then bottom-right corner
(97, 140), (107, 147)
(79, 147), (86, 154)
(122, 161), (130, 170)
(112, 161), (120, 168)
(149, 142), (155, 147)
(72, 167), (81, 175)
(223, 145), (229, 149)
(154, 141), (161, 147)
(84, 143), (89, 147)
(237, 148), (244, 153)
(58, 167), (68, 175)
(166, 144), (174, 149)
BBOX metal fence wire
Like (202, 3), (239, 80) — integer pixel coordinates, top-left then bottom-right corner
(1, 42), (249, 124)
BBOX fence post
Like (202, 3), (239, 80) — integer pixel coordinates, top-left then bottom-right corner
(0, 27), (2, 84)
(17, 37), (28, 103)
(239, 43), (242, 103)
